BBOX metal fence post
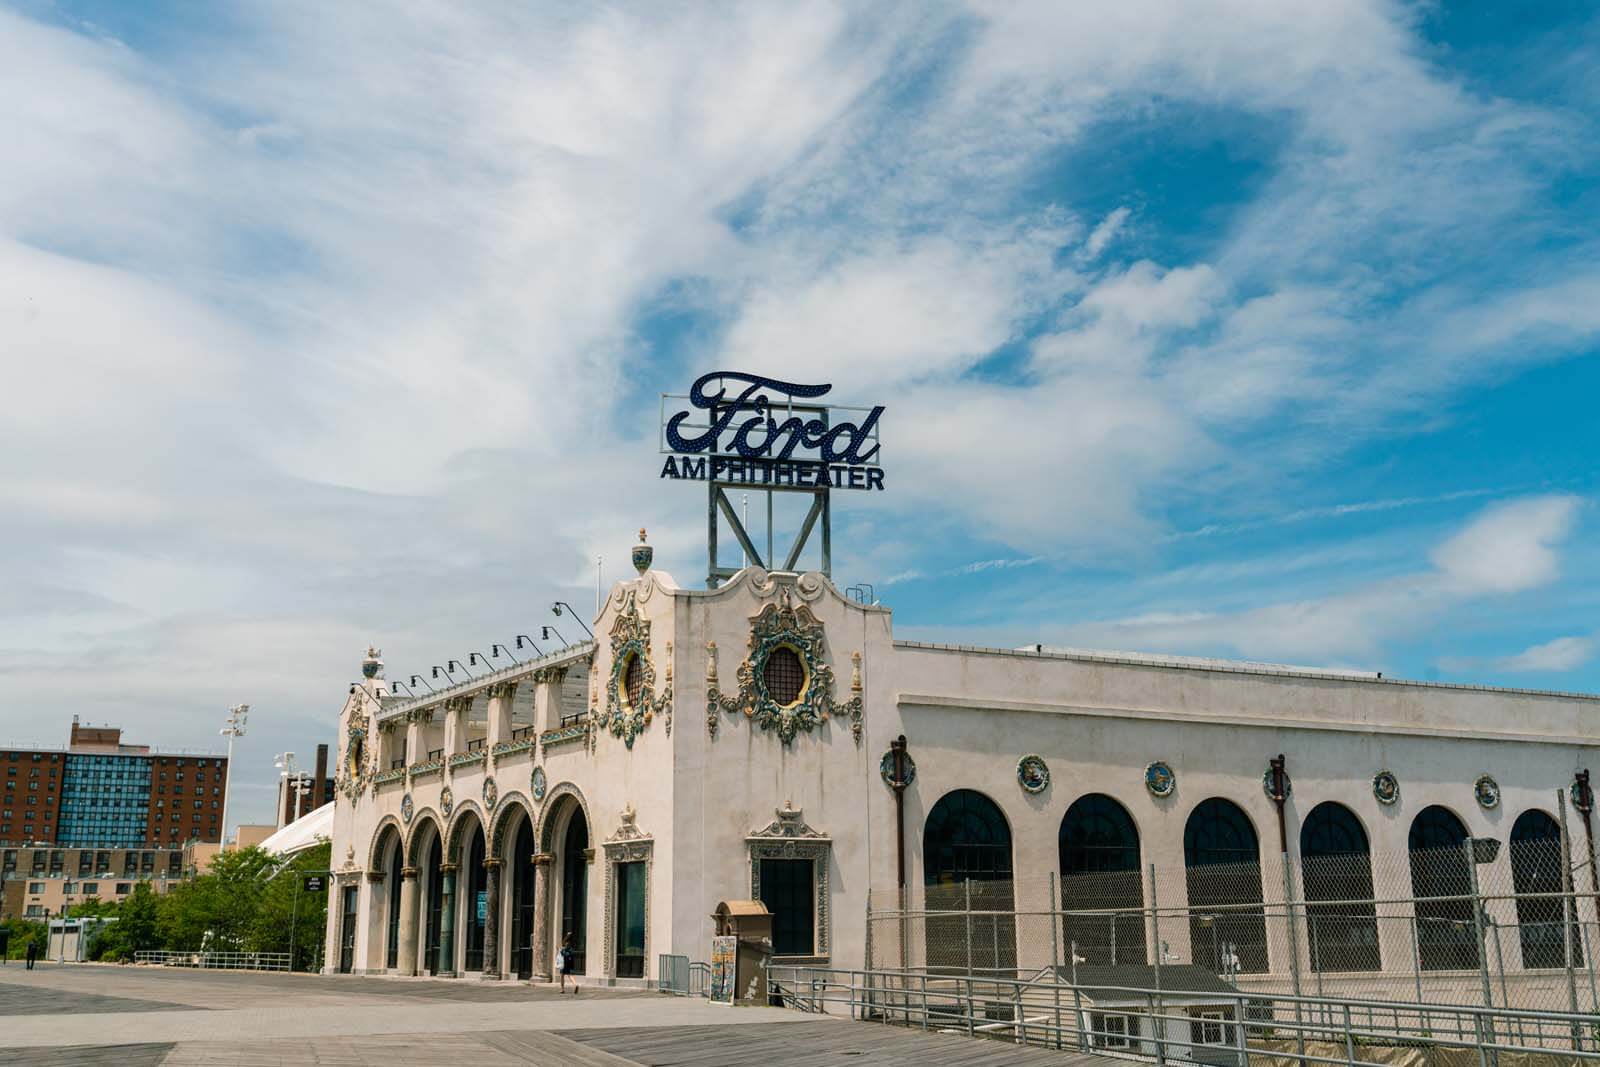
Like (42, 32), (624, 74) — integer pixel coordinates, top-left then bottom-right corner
(1049, 872), (1061, 1049)
(1342, 1003), (1355, 1067)
(964, 879), (973, 977)
(1462, 839), (1497, 1065)
(1234, 994), (1251, 1067)
(1281, 861), (1306, 1066)
(1558, 790), (1584, 1049)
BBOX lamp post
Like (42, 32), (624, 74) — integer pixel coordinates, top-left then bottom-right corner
(275, 752), (313, 824)
(549, 602), (593, 640)
(218, 704), (248, 852)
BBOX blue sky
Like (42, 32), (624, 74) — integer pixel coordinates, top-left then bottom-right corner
(2, 1), (1599, 825)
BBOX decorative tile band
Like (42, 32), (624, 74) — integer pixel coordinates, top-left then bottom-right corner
(540, 722), (590, 749)
(490, 739), (535, 759)
(408, 760), (443, 778)
(449, 750), (487, 768)
(374, 768), (407, 785)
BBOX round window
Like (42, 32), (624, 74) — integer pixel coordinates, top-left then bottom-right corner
(762, 646), (806, 706)
(624, 652), (646, 708)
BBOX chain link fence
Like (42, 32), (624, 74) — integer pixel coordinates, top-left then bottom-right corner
(867, 837), (1600, 1028)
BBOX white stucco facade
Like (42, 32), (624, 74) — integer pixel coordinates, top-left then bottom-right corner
(321, 562), (1599, 991)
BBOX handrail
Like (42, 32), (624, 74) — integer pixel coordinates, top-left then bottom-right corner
(766, 962), (1600, 1062)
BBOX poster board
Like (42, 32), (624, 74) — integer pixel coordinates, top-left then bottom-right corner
(709, 935), (737, 1005)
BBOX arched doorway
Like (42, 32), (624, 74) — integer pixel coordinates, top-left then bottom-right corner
(458, 816), (487, 972)
(1300, 802), (1379, 971)
(413, 820), (444, 975)
(539, 792), (591, 978)
(1408, 805), (1476, 970)
(1059, 793), (1144, 964)
(1510, 810), (1577, 968)
(508, 813), (537, 979)
(923, 789), (1014, 974)
(372, 823), (404, 971)
(1184, 798), (1267, 974)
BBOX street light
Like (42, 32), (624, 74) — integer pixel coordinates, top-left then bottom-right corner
(514, 634), (543, 657)
(541, 624), (566, 647)
(218, 704), (249, 852)
(550, 602), (594, 639)
(466, 651), (493, 672)
(490, 643), (520, 665)
(274, 752), (313, 824)
(409, 674), (435, 693)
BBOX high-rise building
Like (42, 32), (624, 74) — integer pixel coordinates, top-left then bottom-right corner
(0, 718), (228, 848)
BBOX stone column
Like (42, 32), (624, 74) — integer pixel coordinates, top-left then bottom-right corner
(532, 668), (567, 734)
(532, 852), (554, 980)
(437, 863), (458, 977)
(486, 684), (515, 749)
(482, 857), (502, 978)
(397, 867), (419, 976)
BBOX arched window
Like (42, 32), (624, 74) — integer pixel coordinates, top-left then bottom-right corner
(1510, 811), (1579, 968)
(1184, 799), (1267, 974)
(1300, 802), (1378, 971)
(923, 790), (1014, 974)
(1059, 794), (1144, 964)
(1408, 806), (1477, 970)
(461, 820), (487, 972)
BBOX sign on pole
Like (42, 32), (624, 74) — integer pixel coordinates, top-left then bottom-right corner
(302, 875), (326, 893)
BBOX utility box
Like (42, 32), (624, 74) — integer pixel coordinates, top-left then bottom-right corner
(712, 900), (772, 1005)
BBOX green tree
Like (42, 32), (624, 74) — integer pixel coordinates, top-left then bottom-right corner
(1, 917), (46, 960)
(159, 846), (276, 952)
(250, 842), (331, 971)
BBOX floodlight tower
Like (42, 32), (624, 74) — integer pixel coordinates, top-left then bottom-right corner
(218, 703), (249, 851)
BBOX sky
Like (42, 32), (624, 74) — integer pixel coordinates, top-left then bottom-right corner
(3, 1), (1600, 830)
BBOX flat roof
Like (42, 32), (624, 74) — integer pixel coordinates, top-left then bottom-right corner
(894, 640), (1600, 702)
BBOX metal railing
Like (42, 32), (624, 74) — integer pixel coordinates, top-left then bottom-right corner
(467, 737), (487, 753)
(658, 953), (711, 997)
(767, 962), (1600, 1064)
(511, 726), (536, 741)
(135, 950), (291, 971)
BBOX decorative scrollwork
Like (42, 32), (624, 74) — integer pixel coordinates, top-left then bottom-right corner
(706, 587), (862, 745)
(603, 603), (672, 749)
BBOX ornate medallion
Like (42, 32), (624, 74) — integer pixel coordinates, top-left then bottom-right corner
(532, 765), (547, 803)
(707, 588), (864, 745)
(400, 793), (414, 824)
(1262, 767), (1292, 801)
(1145, 761), (1176, 798)
(1474, 774), (1500, 809)
(440, 786), (454, 818)
(1017, 754), (1050, 794)
(604, 599), (670, 749)
(482, 776), (498, 813)
(1372, 770), (1400, 806)
(879, 749), (916, 788)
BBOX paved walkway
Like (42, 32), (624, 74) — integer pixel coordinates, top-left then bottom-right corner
(0, 962), (1121, 1065)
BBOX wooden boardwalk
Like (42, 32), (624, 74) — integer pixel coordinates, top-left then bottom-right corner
(559, 1019), (1126, 1066)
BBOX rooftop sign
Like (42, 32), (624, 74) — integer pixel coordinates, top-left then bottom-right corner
(659, 371), (885, 491)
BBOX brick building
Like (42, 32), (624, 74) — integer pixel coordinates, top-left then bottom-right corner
(1, 718), (228, 849)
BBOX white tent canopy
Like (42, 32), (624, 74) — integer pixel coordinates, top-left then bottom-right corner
(258, 801), (333, 857)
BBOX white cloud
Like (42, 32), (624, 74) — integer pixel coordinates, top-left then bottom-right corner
(1499, 635), (1597, 673)
(1052, 495), (1585, 663)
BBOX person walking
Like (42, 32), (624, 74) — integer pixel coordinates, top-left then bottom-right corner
(557, 934), (577, 995)
(25, 937), (38, 971)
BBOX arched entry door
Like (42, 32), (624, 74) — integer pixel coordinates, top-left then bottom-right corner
(1510, 810), (1578, 968)
(506, 813), (537, 980)
(1059, 793), (1145, 964)
(1184, 798), (1267, 973)
(1408, 805), (1477, 970)
(419, 827), (444, 975)
(1300, 802), (1379, 971)
(540, 793), (591, 978)
(458, 818), (487, 972)
(923, 789), (1015, 975)
(373, 824), (404, 971)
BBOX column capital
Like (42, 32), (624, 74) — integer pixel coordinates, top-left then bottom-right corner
(440, 862), (458, 875)
(532, 852), (554, 866)
(366, 870), (387, 883)
(484, 857), (503, 870)
(401, 866), (419, 880)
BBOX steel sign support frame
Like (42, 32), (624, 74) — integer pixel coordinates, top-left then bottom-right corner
(707, 479), (830, 588)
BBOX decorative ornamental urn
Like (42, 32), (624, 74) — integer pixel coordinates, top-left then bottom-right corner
(361, 646), (383, 679)
(632, 528), (654, 575)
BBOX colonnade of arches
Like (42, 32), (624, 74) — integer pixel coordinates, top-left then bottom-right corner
(349, 789), (593, 978)
(921, 788), (1579, 976)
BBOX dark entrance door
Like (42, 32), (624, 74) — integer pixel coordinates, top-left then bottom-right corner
(511, 820), (535, 980)
(385, 841), (402, 970)
(338, 885), (359, 973)
(423, 835), (443, 975)
(561, 814), (588, 974)
(463, 829), (487, 972)
(923, 789), (1015, 974)
(614, 860), (645, 978)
